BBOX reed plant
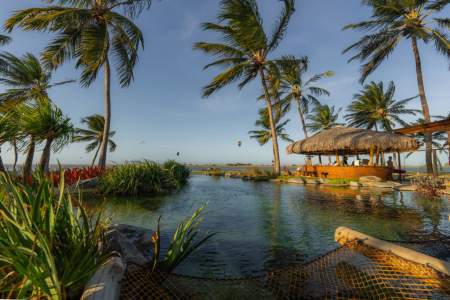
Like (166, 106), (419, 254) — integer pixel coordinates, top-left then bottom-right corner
(99, 160), (190, 196)
(0, 172), (110, 299)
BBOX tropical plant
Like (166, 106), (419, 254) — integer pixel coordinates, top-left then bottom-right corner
(342, 0), (450, 173)
(151, 205), (215, 273)
(0, 172), (110, 299)
(0, 53), (73, 178)
(194, 0), (295, 176)
(0, 34), (10, 46)
(6, 0), (151, 168)
(345, 81), (418, 131)
(74, 114), (117, 167)
(99, 160), (190, 196)
(436, 112), (450, 165)
(306, 103), (343, 133)
(249, 102), (293, 146)
(276, 55), (333, 138)
(163, 160), (191, 184)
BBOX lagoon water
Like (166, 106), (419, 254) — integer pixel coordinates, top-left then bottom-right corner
(98, 175), (450, 277)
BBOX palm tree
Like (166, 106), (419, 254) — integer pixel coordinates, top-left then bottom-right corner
(306, 103), (342, 134)
(345, 81), (419, 131)
(276, 55), (333, 138)
(34, 102), (74, 173)
(249, 102), (293, 146)
(6, 0), (151, 168)
(0, 34), (10, 46)
(0, 111), (17, 172)
(436, 112), (450, 166)
(74, 114), (117, 167)
(342, 0), (450, 174)
(0, 53), (72, 178)
(194, 0), (295, 176)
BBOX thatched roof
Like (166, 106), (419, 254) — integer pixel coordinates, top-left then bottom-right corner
(287, 126), (419, 155)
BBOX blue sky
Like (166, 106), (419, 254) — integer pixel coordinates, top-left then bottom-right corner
(0, 0), (449, 165)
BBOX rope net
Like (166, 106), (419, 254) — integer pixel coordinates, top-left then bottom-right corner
(120, 240), (450, 299)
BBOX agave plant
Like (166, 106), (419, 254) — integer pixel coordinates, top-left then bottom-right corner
(0, 172), (110, 299)
(151, 205), (215, 273)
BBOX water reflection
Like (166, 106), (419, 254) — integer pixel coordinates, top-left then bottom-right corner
(90, 176), (450, 277)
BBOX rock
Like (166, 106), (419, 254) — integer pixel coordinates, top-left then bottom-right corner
(349, 181), (361, 188)
(394, 184), (418, 191)
(106, 224), (154, 265)
(286, 178), (305, 184)
(79, 177), (99, 189)
(305, 178), (320, 185)
(361, 181), (398, 189)
(359, 176), (382, 183)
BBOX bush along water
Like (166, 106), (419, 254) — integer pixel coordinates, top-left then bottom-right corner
(0, 172), (110, 299)
(99, 160), (191, 196)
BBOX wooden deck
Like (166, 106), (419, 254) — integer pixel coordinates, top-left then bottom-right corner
(297, 165), (394, 180)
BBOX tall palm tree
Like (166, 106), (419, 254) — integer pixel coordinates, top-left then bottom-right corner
(0, 53), (72, 178)
(345, 81), (419, 131)
(276, 55), (333, 138)
(194, 0), (295, 176)
(306, 103), (342, 134)
(342, 0), (450, 173)
(33, 102), (74, 173)
(6, 0), (151, 168)
(74, 114), (117, 167)
(249, 102), (293, 146)
(0, 111), (17, 172)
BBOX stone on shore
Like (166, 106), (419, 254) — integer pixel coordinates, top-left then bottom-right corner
(394, 184), (418, 191)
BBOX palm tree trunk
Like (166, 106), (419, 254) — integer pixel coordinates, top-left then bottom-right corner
(260, 69), (281, 176)
(295, 96), (308, 138)
(411, 37), (433, 174)
(39, 138), (53, 174)
(447, 131), (450, 166)
(0, 146), (6, 173)
(98, 57), (111, 169)
(23, 137), (35, 181)
(12, 139), (18, 173)
(91, 144), (101, 167)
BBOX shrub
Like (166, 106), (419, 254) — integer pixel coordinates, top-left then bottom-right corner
(163, 160), (191, 184)
(0, 173), (110, 299)
(99, 160), (190, 196)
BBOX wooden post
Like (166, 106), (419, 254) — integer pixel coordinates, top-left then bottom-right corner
(397, 151), (402, 182)
(318, 154), (322, 165)
(336, 153), (341, 165)
(375, 148), (380, 166)
(369, 147), (374, 166)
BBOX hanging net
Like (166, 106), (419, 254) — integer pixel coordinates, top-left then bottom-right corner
(120, 239), (450, 299)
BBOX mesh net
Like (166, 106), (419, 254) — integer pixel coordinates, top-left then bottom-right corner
(120, 240), (450, 299)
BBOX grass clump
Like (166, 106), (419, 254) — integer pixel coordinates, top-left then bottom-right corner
(99, 160), (191, 196)
(0, 173), (110, 299)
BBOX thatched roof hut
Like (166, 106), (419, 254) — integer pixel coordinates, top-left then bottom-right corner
(287, 126), (419, 155)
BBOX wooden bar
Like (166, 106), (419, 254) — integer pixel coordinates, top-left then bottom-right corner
(394, 118), (450, 135)
(298, 165), (393, 180)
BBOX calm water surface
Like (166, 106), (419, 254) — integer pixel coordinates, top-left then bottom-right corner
(97, 175), (450, 277)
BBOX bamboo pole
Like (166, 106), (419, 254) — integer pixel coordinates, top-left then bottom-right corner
(397, 151), (402, 182)
(369, 147), (374, 166)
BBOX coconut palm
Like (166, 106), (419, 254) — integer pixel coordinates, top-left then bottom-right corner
(276, 55), (333, 138)
(436, 112), (450, 165)
(345, 81), (419, 131)
(194, 0), (295, 176)
(0, 52), (73, 106)
(0, 34), (10, 46)
(33, 102), (74, 173)
(0, 111), (17, 172)
(306, 103), (343, 134)
(342, 0), (450, 174)
(249, 102), (293, 146)
(74, 114), (117, 167)
(0, 53), (72, 178)
(6, 0), (151, 168)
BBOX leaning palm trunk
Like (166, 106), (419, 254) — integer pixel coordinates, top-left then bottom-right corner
(12, 139), (18, 172)
(411, 37), (433, 174)
(98, 58), (112, 169)
(295, 96), (308, 138)
(260, 70), (281, 176)
(39, 138), (53, 173)
(91, 145), (101, 167)
(23, 138), (35, 180)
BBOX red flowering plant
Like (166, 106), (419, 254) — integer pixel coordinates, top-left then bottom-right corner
(49, 166), (105, 186)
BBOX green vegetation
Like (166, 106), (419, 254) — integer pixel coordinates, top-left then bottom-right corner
(306, 103), (343, 133)
(195, 0), (295, 176)
(151, 205), (215, 273)
(0, 173), (110, 299)
(343, 0), (450, 174)
(99, 160), (191, 196)
(74, 114), (117, 167)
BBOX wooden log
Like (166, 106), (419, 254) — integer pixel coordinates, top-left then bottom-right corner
(334, 226), (450, 276)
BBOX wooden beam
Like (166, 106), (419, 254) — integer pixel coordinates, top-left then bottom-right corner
(394, 118), (450, 135)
